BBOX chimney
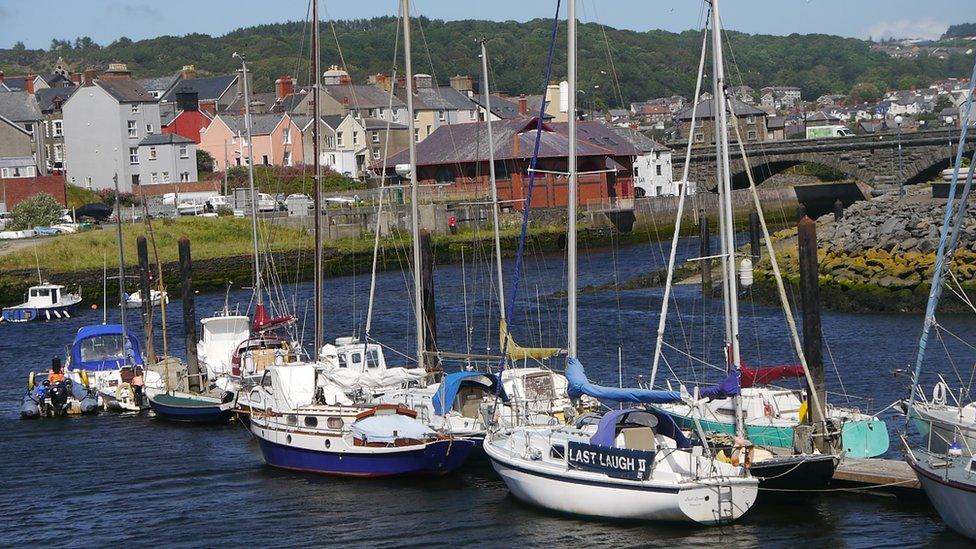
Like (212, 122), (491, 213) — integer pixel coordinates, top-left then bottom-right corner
(0, 71), (4, 87)
(70, 72), (82, 86)
(450, 74), (473, 96)
(517, 94), (528, 116)
(83, 67), (96, 87)
(413, 74), (433, 90)
(250, 100), (267, 114)
(369, 73), (392, 92)
(176, 87), (199, 112)
(25, 73), (35, 95)
(181, 64), (197, 80)
(275, 75), (294, 100)
(102, 63), (131, 80)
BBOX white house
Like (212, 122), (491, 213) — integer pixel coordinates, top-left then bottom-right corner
(610, 127), (686, 198)
(135, 133), (198, 185)
(62, 75), (161, 191)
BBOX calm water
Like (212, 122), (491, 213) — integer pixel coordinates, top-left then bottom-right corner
(1, 233), (973, 547)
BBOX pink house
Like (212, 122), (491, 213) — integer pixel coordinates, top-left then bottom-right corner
(199, 112), (304, 170)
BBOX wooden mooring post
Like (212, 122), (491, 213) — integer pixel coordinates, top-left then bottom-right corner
(699, 209), (712, 296)
(798, 215), (826, 450)
(749, 211), (761, 263)
(179, 237), (201, 393)
(419, 229), (439, 375)
(136, 236), (156, 365)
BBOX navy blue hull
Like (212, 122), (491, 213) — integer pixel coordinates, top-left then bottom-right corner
(2, 304), (78, 323)
(256, 436), (475, 477)
(149, 398), (234, 424)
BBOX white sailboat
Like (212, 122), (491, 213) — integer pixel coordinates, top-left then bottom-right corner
(484, 0), (758, 524)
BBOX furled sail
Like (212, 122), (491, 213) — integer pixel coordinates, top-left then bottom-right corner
(500, 320), (562, 360)
(739, 364), (806, 388)
(566, 357), (739, 404)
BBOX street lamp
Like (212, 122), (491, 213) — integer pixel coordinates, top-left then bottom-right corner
(895, 114), (904, 197)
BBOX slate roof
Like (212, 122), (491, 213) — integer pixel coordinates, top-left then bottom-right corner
(35, 87), (76, 113)
(95, 79), (156, 103)
(676, 98), (766, 121)
(0, 156), (35, 167)
(159, 102), (179, 126)
(278, 92), (308, 112)
(2, 76), (29, 91)
(766, 115), (787, 130)
(383, 118), (634, 168)
(218, 113), (286, 135)
(137, 74), (179, 94)
(0, 91), (42, 121)
(400, 86), (475, 111)
(806, 111), (841, 122)
(360, 117), (407, 130)
(325, 84), (405, 109)
(469, 93), (522, 119)
(220, 92), (276, 114)
(160, 75), (237, 103)
(139, 133), (195, 146)
(609, 126), (669, 153)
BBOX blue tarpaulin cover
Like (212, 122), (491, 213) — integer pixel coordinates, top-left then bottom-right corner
(432, 371), (504, 416)
(566, 357), (739, 404)
(70, 324), (144, 371)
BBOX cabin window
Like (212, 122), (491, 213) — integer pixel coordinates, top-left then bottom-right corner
(79, 334), (126, 363)
(327, 417), (343, 429)
(286, 414), (298, 426)
(338, 354), (347, 368)
(366, 349), (380, 369)
(304, 416), (318, 428)
(550, 444), (565, 459)
(350, 352), (363, 367)
(36, 288), (50, 297)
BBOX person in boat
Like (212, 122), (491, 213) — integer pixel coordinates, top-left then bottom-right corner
(131, 366), (145, 405)
(48, 358), (66, 384)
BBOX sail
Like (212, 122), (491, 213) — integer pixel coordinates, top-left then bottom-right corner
(740, 364), (806, 388)
(566, 357), (739, 404)
(500, 320), (562, 360)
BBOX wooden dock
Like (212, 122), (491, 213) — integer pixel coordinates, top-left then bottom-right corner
(832, 457), (920, 495)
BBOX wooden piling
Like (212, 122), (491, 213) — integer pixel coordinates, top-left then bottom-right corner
(419, 229), (439, 375)
(136, 236), (156, 364)
(834, 198), (844, 222)
(699, 209), (712, 295)
(178, 237), (201, 393)
(749, 211), (761, 262)
(796, 203), (807, 222)
(798, 216), (825, 438)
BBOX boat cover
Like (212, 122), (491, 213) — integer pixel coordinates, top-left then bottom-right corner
(351, 414), (434, 443)
(319, 366), (424, 392)
(740, 364), (806, 388)
(270, 365), (316, 410)
(431, 371), (505, 415)
(71, 324), (144, 371)
(566, 357), (739, 404)
(590, 408), (692, 449)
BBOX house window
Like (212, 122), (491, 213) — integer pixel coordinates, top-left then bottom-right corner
(179, 145), (189, 159)
(747, 130), (758, 140)
(694, 132), (704, 143)
(371, 131), (379, 144)
(262, 155), (269, 165)
(337, 131), (344, 147)
(414, 128), (419, 141)
(654, 151), (661, 160)
(24, 123), (34, 142)
(656, 165), (662, 176)
(151, 172), (159, 184)
(425, 125), (431, 136)
(283, 127), (291, 144)
(149, 147), (157, 160)
(369, 108), (377, 117)
(327, 136), (334, 148)
(129, 147), (139, 164)
(180, 171), (190, 182)
(414, 110), (420, 121)
(283, 151), (292, 166)
(438, 111), (446, 122)
(746, 115), (756, 124)
(235, 158), (241, 166)
(146, 123), (154, 134)
(54, 144), (63, 162)
(372, 149), (380, 159)
(131, 104), (140, 115)
(131, 174), (140, 186)
(127, 120), (137, 138)
(162, 171), (170, 182)
(469, 110), (477, 121)
(52, 120), (63, 137)
(85, 176), (92, 188)
(353, 132), (359, 146)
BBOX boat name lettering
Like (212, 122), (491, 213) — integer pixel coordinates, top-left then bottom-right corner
(567, 441), (653, 480)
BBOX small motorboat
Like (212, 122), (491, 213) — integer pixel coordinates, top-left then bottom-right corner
(149, 390), (236, 424)
(122, 289), (169, 309)
(1, 283), (82, 323)
(21, 366), (99, 418)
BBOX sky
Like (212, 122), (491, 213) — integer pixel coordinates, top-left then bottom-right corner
(0, 0), (972, 49)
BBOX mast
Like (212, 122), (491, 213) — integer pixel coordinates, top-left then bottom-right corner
(113, 173), (129, 360)
(567, 0), (578, 358)
(711, 0), (744, 435)
(402, 0), (424, 366)
(234, 52), (262, 309)
(481, 39), (506, 323)
(312, 0), (324, 359)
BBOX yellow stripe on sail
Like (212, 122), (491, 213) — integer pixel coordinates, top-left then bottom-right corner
(500, 320), (562, 360)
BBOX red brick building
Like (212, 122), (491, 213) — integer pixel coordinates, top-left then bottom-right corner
(1, 174), (67, 210)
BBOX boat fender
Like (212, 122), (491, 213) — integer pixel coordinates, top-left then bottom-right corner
(932, 382), (948, 406)
(116, 382), (135, 405)
(80, 370), (90, 389)
(20, 397), (40, 419)
(28, 371), (35, 391)
(798, 400), (808, 424)
(731, 436), (754, 468)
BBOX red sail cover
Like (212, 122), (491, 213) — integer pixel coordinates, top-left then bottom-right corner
(740, 365), (806, 388)
(252, 304), (295, 333)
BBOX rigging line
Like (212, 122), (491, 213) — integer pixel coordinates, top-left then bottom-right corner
(933, 327), (967, 396)
(822, 331), (851, 407)
(587, 0), (625, 110)
(496, 0), (562, 373)
(945, 269), (976, 317)
(662, 340), (725, 374)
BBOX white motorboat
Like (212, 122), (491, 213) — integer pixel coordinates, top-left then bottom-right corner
(122, 289), (169, 309)
(2, 282), (82, 322)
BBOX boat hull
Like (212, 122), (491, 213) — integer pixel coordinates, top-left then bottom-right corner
(907, 455), (976, 540)
(2, 303), (78, 323)
(149, 393), (234, 424)
(255, 435), (474, 477)
(749, 454), (838, 490)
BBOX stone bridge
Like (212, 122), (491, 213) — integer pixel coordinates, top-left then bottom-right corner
(673, 129), (973, 192)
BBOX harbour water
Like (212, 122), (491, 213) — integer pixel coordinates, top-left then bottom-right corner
(1, 236), (972, 546)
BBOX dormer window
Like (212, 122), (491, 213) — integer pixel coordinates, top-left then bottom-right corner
(131, 104), (140, 115)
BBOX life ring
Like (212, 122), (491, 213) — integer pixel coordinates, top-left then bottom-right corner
(28, 371), (35, 391)
(116, 382), (135, 405)
(933, 382), (948, 406)
(730, 436), (755, 468)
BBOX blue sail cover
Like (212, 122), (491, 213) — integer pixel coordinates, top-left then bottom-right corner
(589, 408), (692, 449)
(566, 357), (739, 404)
(432, 372), (505, 416)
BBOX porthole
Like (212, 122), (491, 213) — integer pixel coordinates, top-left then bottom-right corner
(286, 414), (298, 425)
(286, 435), (292, 444)
(325, 439), (331, 449)
(327, 417), (343, 429)
(304, 416), (318, 428)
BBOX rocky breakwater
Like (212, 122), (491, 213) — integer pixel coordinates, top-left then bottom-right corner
(754, 187), (976, 312)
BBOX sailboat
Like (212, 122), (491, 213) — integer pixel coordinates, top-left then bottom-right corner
(484, 0), (758, 523)
(901, 59), (976, 541)
(248, 0), (476, 476)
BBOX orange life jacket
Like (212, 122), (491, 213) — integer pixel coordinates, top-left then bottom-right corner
(48, 371), (66, 383)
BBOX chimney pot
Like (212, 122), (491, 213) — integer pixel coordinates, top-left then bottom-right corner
(275, 75), (294, 101)
(83, 68), (96, 87)
(181, 64), (197, 80)
(517, 94), (528, 116)
(25, 73), (35, 95)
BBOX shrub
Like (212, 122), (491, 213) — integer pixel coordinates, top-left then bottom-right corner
(10, 193), (64, 230)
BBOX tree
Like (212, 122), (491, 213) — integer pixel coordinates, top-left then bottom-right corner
(49, 38), (72, 52)
(850, 82), (882, 104)
(11, 41), (26, 52)
(197, 149), (215, 173)
(9, 193), (64, 231)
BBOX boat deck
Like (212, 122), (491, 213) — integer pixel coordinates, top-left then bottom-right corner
(832, 457), (920, 495)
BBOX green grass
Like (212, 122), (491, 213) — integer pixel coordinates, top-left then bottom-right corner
(65, 184), (103, 209)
